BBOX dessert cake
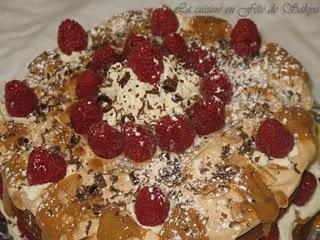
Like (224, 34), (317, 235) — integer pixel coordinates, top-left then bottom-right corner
(0, 5), (319, 240)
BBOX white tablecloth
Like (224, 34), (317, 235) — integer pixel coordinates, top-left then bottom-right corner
(0, 0), (319, 101)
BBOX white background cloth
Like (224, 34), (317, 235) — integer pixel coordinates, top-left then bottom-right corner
(0, 0), (319, 101)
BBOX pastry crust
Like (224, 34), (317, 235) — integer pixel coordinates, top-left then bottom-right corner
(0, 9), (317, 240)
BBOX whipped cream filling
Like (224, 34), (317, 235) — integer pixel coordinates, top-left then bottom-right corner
(59, 50), (85, 64)
(252, 142), (299, 168)
(278, 159), (320, 240)
(0, 202), (20, 240)
(278, 207), (296, 240)
(99, 55), (200, 128)
(21, 183), (50, 214)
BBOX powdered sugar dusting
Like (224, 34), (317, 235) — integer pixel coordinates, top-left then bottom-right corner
(99, 55), (200, 128)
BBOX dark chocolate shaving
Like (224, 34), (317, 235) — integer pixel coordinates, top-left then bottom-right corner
(103, 105), (113, 113)
(76, 184), (102, 201)
(17, 137), (29, 147)
(69, 133), (80, 147)
(219, 38), (229, 49)
(146, 86), (160, 95)
(118, 71), (131, 88)
(120, 113), (135, 125)
(221, 144), (231, 159)
(49, 145), (61, 154)
(172, 93), (183, 103)
(110, 175), (119, 183)
(97, 94), (113, 106)
(85, 220), (92, 236)
(91, 204), (105, 216)
(129, 171), (139, 185)
(238, 138), (253, 155)
(68, 156), (82, 170)
(94, 173), (107, 188)
(162, 76), (178, 93)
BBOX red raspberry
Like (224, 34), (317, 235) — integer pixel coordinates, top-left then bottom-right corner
(187, 99), (225, 136)
(91, 46), (120, 71)
(5, 80), (38, 117)
(17, 217), (40, 240)
(58, 19), (88, 55)
(128, 41), (164, 85)
(151, 6), (179, 37)
(231, 18), (261, 57)
(122, 122), (157, 162)
(255, 119), (294, 158)
(163, 33), (188, 59)
(70, 100), (103, 134)
(200, 68), (232, 104)
(76, 70), (103, 100)
(260, 224), (279, 240)
(122, 33), (149, 58)
(292, 171), (317, 206)
(27, 147), (67, 185)
(187, 47), (216, 76)
(88, 121), (123, 159)
(155, 114), (195, 153)
(134, 186), (170, 226)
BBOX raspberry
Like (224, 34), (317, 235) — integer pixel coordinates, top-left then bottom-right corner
(122, 122), (157, 162)
(5, 80), (38, 117)
(27, 147), (67, 186)
(76, 70), (103, 100)
(163, 33), (188, 59)
(260, 224), (279, 240)
(255, 119), (294, 158)
(151, 6), (179, 37)
(200, 68), (232, 104)
(91, 46), (120, 71)
(70, 100), (103, 134)
(122, 33), (149, 58)
(17, 216), (39, 240)
(128, 41), (164, 85)
(187, 47), (216, 76)
(231, 18), (261, 57)
(155, 114), (195, 153)
(134, 186), (170, 226)
(187, 99), (225, 136)
(58, 19), (88, 55)
(292, 171), (317, 206)
(88, 121), (123, 159)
